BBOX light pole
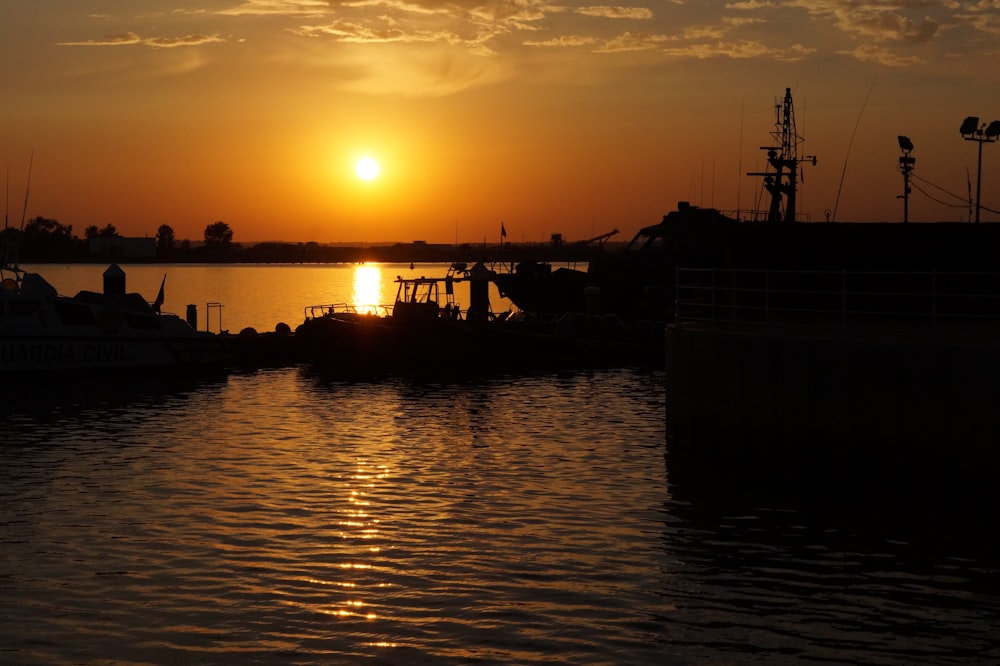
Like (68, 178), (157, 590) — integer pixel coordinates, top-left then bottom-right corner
(960, 116), (1000, 224)
(897, 136), (915, 223)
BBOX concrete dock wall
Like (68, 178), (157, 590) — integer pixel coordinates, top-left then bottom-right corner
(666, 324), (1000, 503)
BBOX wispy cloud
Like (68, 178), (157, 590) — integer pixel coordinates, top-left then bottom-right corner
(725, 0), (777, 8)
(958, 11), (1000, 35)
(524, 34), (600, 47)
(59, 33), (225, 48)
(595, 31), (669, 52)
(49, 0), (1000, 87)
(785, 0), (949, 43)
(216, 0), (330, 16)
(663, 39), (815, 61)
(293, 20), (453, 44)
(839, 43), (925, 66)
(574, 6), (655, 20)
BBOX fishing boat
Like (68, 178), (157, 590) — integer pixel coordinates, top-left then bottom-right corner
(491, 202), (737, 321)
(0, 256), (229, 374)
(295, 262), (660, 376)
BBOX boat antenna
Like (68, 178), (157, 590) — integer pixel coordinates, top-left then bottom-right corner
(1, 165), (7, 272)
(736, 99), (744, 221)
(746, 87), (816, 223)
(20, 150), (33, 230)
(831, 78), (876, 222)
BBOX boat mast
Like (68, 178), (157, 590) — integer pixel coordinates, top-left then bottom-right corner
(747, 88), (816, 223)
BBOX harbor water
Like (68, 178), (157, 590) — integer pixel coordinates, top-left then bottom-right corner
(2, 264), (999, 664)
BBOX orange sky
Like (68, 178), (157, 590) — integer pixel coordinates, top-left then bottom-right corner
(1, 1), (999, 244)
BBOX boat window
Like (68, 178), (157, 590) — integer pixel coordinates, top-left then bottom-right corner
(53, 300), (100, 326)
(627, 233), (652, 252)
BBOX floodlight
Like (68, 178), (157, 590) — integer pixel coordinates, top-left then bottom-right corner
(897, 135), (913, 152)
(961, 115), (998, 224)
(960, 116), (980, 136)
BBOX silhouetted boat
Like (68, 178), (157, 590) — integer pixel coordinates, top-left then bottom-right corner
(492, 202), (736, 321)
(0, 259), (229, 374)
(295, 262), (661, 376)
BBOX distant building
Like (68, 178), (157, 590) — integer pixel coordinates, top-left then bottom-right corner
(88, 236), (156, 259)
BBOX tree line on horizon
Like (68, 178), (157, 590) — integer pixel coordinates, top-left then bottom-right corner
(5, 216), (237, 260)
(5, 215), (611, 264)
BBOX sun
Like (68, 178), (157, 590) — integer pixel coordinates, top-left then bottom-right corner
(355, 156), (380, 181)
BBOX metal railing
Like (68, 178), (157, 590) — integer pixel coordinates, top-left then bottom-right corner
(304, 303), (394, 320)
(675, 267), (1000, 332)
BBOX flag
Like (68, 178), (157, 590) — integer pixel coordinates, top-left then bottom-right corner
(501, 222), (507, 239)
(152, 274), (165, 313)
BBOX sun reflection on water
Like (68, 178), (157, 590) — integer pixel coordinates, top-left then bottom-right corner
(330, 459), (392, 628)
(352, 265), (384, 313)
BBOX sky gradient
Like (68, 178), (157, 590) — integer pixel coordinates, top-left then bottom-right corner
(1, 1), (999, 244)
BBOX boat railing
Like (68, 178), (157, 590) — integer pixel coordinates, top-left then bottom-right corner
(720, 208), (814, 223)
(675, 267), (1000, 334)
(206, 302), (225, 333)
(304, 303), (393, 320)
(489, 258), (585, 275)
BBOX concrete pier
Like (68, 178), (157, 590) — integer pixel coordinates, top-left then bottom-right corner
(666, 321), (1000, 506)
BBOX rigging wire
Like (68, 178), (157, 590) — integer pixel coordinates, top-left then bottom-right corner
(909, 173), (997, 215)
(910, 181), (966, 209)
(910, 173), (968, 203)
(832, 78), (877, 222)
(19, 150), (33, 230)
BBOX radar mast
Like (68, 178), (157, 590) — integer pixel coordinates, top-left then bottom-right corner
(747, 88), (817, 223)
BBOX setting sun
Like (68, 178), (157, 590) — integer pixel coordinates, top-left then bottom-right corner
(355, 157), (380, 181)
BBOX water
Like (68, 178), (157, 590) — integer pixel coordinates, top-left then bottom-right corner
(21, 262), (512, 334)
(2, 265), (999, 664)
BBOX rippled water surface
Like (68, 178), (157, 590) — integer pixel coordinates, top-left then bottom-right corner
(3, 265), (1000, 664)
(3, 368), (999, 665)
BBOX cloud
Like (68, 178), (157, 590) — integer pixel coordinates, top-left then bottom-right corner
(680, 24), (730, 40)
(845, 12), (941, 43)
(58, 33), (144, 47)
(293, 20), (451, 44)
(785, 0), (947, 43)
(840, 43), (925, 66)
(50, 0), (994, 93)
(958, 11), (1000, 35)
(216, 0), (330, 16)
(328, 43), (512, 95)
(662, 39), (815, 61)
(58, 33), (225, 48)
(524, 34), (601, 47)
(725, 0), (777, 8)
(146, 35), (227, 48)
(574, 6), (655, 20)
(722, 16), (766, 27)
(595, 31), (670, 52)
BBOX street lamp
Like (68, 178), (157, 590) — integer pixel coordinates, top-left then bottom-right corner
(960, 116), (1000, 223)
(897, 136), (915, 223)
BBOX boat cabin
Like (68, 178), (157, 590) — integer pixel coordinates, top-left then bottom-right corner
(393, 274), (461, 321)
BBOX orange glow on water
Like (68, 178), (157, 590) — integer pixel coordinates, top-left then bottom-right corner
(352, 266), (384, 313)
